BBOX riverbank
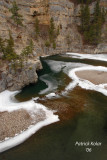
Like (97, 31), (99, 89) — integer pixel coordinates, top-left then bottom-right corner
(0, 90), (59, 153)
(0, 109), (46, 142)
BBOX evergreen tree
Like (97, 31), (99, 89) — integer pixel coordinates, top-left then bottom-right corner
(80, 1), (91, 43)
(84, 4), (90, 31)
(21, 40), (34, 57)
(90, 0), (102, 44)
(101, 7), (106, 23)
(46, 17), (58, 49)
(0, 36), (5, 53)
(35, 18), (40, 39)
(29, 39), (34, 55)
(77, 0), (93, 4)
(80, 2), (90, 31)
(9, 1), (23, 26)
(49, 18), (55, 42)
(53, 41), (56, 49)
(93, 0), (101, 23)
(80, 0), (105, 45)
(80, 2), (85, 31)
(56, 25), (60, 36)
(5, 31), (17, 61)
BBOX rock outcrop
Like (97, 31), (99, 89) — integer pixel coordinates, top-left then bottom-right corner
(0, 59), (42, 92)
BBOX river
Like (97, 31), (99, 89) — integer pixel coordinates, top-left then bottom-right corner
(0, 53), (107, 160)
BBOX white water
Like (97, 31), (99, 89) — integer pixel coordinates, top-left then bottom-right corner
(0, 90), (59, 153)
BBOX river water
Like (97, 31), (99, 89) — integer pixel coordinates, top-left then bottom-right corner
(0, 53), (107, 160)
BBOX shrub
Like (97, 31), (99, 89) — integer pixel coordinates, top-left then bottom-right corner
(45, 41), (51, 47)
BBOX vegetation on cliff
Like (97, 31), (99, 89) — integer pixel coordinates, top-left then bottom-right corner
(35, 18), (40, 39)
(0, 31), (34, 71)
(77, 0), (94, 3)
(21, 40), (34, 58)
(80, 1), (106, 45)
(0, 1), (35, 71)
(0, 0), (106, 62)
(46, 18), (60, 49)
(9, 1), (23, 26)
(34, 17), (59, 49)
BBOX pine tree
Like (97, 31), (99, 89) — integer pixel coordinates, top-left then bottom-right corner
(77, 0), (93, 4)
(80, 1), (85, 31)
(80, 1), (91, 43)
(29, 39), (34, 55)
(53, 41), (56, 49)
(91, 0), (102, 44)
(21, 40), (34, 57)
(93, 0), (101, 23)
(49, 18), (55, 42)
(9, 1), (23, 26)
(56, 25), (60, 36)
(80, 2), (90, 32)
(81, 3), (90, 31)
(35, 18), (40, 39)
(101, 7), (106, 24)
(5, 31), (17, 61)
(80, 0), (105, 45)
(84, 4), (90, 31)
(0, 36), (5, 53)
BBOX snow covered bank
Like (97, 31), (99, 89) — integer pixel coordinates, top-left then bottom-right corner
(66, 66), (107, 96)
(0, 90), (59, 153)
(66, 53), (107, 62)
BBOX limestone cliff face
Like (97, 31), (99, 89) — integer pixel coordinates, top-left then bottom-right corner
(0, 0), (107, 55)
(0, 0), (107, 92)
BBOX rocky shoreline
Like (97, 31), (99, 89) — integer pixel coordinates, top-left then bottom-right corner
(0, 109), (46, 142)
(0, 87), (85, 142)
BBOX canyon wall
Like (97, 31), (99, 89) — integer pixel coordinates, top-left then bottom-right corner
(0, 0), (107, 92)
(0, 0), (107, 56)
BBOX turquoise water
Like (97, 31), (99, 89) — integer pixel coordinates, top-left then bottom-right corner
(0, 55), (107, 160)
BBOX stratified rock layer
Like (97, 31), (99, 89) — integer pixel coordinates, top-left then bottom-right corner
(0, 0), (106, 55)
(0, 0), (107, 92)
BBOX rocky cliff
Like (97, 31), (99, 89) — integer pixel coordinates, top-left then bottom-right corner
(0, 0), (107, 92)
(0, 0), (107, 55)
(0, 58), (42, 92)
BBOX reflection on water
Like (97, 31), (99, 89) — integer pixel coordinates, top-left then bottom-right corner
(1, 54), (107, 160)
